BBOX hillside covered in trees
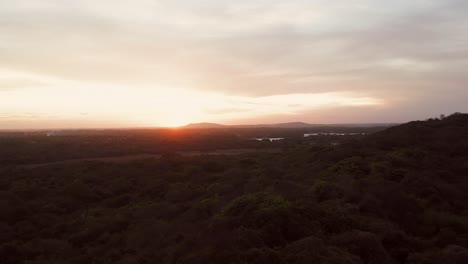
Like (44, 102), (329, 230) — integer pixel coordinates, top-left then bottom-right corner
(1, 114), (468, 263)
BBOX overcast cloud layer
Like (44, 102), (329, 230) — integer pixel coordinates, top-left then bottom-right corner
(1, 0), (467, 128)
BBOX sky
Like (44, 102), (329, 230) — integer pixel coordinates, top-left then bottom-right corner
(1, 0), (467, 129)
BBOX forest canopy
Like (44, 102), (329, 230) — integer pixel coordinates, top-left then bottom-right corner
(1, 113), (468, 263)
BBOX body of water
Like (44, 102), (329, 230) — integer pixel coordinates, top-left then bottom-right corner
(304, 132), (368, 137)
(253, 138), (284, 142)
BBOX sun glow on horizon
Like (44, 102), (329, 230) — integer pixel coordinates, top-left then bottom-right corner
(0, 68), (384, 129)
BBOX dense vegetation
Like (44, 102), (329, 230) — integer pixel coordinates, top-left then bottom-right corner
(0, 126), (387, 165)
(1, 114), (468, 263)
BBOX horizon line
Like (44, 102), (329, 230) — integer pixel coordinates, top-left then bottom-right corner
(0, 121), (403, 132)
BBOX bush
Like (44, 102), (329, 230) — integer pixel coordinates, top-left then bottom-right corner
(311, 180), (344, 202)
(331, 230), (392, 264)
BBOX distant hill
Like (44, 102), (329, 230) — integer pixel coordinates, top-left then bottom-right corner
(183, 122), (315, 129)
(234, 122), (313, 128)
(184, 121), (397, 129)
(367, 112), (468, 150)
(183, 122), (313, 129)
(183, 122), (226, 129)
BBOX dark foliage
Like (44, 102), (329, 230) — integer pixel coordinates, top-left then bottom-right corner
(0, 113), (467, 263)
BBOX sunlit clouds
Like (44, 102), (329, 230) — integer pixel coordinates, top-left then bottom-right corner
(1, 0), (467, 128)
(0, 69), (382, 128)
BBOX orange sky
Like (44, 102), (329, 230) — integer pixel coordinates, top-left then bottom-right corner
(1, 0), (467, 129)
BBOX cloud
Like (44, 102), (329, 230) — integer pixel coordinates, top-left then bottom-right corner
(0, 0), (467, 128)
(0, 68), (52, 91)
(0, 75), (383, 128)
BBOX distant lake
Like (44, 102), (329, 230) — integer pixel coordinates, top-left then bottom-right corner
(253, 138), (284, 142)
(304, 132), (368, 137)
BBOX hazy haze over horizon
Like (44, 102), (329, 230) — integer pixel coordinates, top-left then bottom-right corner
(1, 0), (467, 129)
